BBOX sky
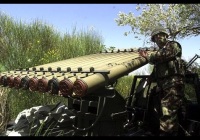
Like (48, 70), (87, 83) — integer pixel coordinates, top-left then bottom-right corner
(0, 4), (200, 74)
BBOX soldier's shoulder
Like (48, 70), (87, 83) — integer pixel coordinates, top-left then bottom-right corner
(167, 40), (181, 48)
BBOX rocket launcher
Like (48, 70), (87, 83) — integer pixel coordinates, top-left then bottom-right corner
(0, 47), (157, 97)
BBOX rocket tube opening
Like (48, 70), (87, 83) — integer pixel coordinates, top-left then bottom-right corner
(38, 77), (49, 93)
(48, 78), (59, 95)
(59, 79), (73, 96)
(29, 77), (39, 91)
(7, 76), (14, 88)
(2, 75), (8, 87)
(13, 76), (21, 89)
(73, 79), (88, 97)
(21, 76), (30, 90)
(0, 75), (7, 86)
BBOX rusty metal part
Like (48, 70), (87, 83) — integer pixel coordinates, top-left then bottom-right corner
(38, 77), (49, 93)
(7, 75), (15, 88)
(29, 77), (39, 91)
(73, 79), (88, 97)
(59, 78), (74, 97)
(13, 76), (22, 89)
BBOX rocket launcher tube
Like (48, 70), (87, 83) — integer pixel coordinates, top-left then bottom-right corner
(10, 68), (46, 89)
(13, 71), (38, 75)
(47, 77), (60, 95)
(20, 74), (39, 90)
(1, 71), (21, 87)
(37, 76), (49, 93)
(58, 68), (94, 96)
(28, 72), (62, 91)
(13, 75), (22, 89)
(57, 54), (142, 97)
(0, 75), (8, 87)
(58, 75), (76, 97)
(29, 53), (118, 70)
(0, 71), (18, 86)
(7, 74), (20, 88)
(58, 78), (73, 97)
(37, 72), (65, 93)
(59, 73), (94, 97)
(26, 52), (140, 91)
(38, 66), (94, 95)
(73, 57), (148, 97)
(46, 72), (82, 96)
(7, 71), (24, 88)
(71, 50), (156, 97)
(0, 70), (17, 76)
(29, 76), (40, 91)
(30, 75), (48, 92)
(7, 72), (38, 88)
(30, 52), (134, 72)
(29, 74), (50, 91)
(28, 66), (87, 91)
(7, 75), (15, 88)
(40, 72), (82, 94)
(46, 74), (72, 95)
(0, 75), (8, 86)
(13, 72), (45, 89)
(20, 75), (31, 90)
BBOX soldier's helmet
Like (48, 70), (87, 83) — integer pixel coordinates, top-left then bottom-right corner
(151, 27), (169, 42)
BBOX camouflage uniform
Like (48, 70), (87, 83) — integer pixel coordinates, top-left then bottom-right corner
(146, 28), (186, 135)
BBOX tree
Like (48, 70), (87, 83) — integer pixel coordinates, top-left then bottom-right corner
(115, 4), (200, 43)
(115, 4), (200, 74)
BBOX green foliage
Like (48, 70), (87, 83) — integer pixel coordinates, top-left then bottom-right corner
(59, 27), (104, 60)
(184, 83), (197, 101)
(115, 4), (200, 43)
(115, 75), (134, 98)
(7, 89), (68, 120)
(0, 63), (6, 72)
(115, 72), (198, 102)
(187, 61), (200, 76)
(0, 87), (10, 133)
(0, 12), (105, 70)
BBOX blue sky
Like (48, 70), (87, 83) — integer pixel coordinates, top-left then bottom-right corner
(0, 4), (200, 63)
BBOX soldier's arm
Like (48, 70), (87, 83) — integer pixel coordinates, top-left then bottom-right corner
(164, 42), (182, 58)
(146, 42), (181, 64)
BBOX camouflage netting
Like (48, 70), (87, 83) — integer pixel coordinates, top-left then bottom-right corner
(5, 102), (76, 136)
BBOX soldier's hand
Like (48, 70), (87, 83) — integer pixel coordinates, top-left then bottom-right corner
(139, 50), (148, 58)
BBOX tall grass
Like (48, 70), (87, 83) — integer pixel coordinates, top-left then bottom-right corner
(0, 87), (10, 133)
(0, 12), (105, 71)
(115, 75), (134, 98)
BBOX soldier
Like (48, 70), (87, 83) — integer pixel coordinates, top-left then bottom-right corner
(139, 27), (186, 136)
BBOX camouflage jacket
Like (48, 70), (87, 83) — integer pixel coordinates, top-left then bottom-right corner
(146, 40), (185, 89)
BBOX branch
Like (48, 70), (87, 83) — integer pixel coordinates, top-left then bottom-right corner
(167, 25), (200, 39)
